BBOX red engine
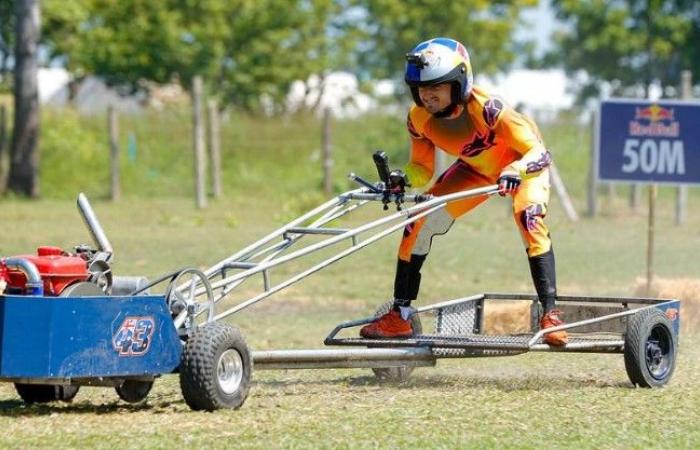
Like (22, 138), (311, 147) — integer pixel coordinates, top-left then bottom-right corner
(1, 246), (90, 296)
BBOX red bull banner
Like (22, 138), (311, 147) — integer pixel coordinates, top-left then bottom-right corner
(596, 99), (700, 185)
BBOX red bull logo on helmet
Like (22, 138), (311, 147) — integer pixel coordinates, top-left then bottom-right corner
(629, 104), (679, 137)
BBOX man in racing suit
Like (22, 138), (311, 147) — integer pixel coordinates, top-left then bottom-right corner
(360, 37), (567, 346)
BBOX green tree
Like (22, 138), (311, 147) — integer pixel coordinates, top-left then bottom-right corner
(548, 0), (697, 98)
(41, 0), (539, 111)
(42, 0), (347, 110)
(43, 0), (190, 88)
(9, 0), (41, 197)
(351, 0), (538, 81)
(180, 0), (345, 110)
(0, 0), (15, 87)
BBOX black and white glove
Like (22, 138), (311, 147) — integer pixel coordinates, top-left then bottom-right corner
(388, 169), (409, 193)
(497, 169), (521, 197)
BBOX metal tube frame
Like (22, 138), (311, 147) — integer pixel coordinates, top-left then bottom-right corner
(171, 184), (500, 328)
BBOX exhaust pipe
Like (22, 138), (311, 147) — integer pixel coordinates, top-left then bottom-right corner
(5, 258), (43, 296)
(77, 193), (113, 255)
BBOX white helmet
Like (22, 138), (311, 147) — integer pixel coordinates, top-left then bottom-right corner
(405, 38), (474, 108)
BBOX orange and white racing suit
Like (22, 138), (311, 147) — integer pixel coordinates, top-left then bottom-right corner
(393, 85), (556, 310)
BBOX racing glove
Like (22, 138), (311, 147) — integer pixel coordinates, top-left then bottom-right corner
(497, 169), (521, 197)
(388, 169), (409, 193)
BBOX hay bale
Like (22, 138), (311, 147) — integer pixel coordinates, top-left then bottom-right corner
(483, 301), (531, 334)
(633, 277), (700, 335)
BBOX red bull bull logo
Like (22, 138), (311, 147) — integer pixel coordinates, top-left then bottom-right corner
(629, 104), (679, 137)
(635, 104), (675, 122)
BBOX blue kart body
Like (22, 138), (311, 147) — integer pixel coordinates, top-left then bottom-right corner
(0, 295), (181, 380)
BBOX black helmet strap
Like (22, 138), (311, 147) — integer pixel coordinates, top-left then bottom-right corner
(432, 99), (460, 118)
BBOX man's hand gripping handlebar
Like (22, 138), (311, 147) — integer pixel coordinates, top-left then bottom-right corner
(347, 151), (433, 210)
(372, 151), (410, 210)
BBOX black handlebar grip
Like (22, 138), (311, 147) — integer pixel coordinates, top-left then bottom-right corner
(373, 150), (391, 184)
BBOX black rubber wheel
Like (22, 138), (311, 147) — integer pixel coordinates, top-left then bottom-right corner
(116, 380), (154, 404)
(14, 383), (80, 404)
(58, 385), (80, 402)
(179, 323), (252, 411)
(624, 308), (677, 388)
(370, 301), (423, 383)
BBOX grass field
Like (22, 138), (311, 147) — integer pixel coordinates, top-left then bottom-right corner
(0, 104), (698, 448)
(0, 187), (698, 449)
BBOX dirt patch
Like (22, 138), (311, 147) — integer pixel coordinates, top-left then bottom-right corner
(633, 277), (700, 335)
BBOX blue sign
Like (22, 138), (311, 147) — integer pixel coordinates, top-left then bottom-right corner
(596, 99), (700, 185)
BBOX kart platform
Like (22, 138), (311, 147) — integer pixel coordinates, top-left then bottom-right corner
(324, 332), (626, 354)
(253, 292), (678, 374)
(321, 292), (677, 356)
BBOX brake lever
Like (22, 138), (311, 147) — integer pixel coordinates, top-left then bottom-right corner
(348, 173), (382, 193)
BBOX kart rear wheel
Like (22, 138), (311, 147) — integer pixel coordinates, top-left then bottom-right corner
(371, 301), (423, 383)
(13, 282), (101, 404)
(116, 379), (154, 404)
(624, 308), (677, 388)
(14, 384), (80, 404)
(179, 322), (252, 411)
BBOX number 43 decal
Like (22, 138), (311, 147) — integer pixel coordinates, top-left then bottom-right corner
(113, 316), (156, 356)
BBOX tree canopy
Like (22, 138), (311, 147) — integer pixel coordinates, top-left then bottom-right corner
(353, 0), (537, 80)
(35, 0), (538, 111)
(548, 0), (699, 99)
(42, 0), (344, 109)
(0, 0), (15, 85)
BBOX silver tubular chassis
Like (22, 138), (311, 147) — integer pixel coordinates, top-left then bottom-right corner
(153, 175), (680, 381)
(172, 184), (499, 333)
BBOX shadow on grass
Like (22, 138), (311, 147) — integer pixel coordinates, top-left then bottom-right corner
(0, 398), (184, 417)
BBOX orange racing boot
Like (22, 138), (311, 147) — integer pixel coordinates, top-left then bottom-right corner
(360, 310), (413, 338)
(540, 309), (568, 346)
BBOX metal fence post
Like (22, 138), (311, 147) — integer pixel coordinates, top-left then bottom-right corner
(587, 110), (598, 217)
(107, 106), (121, 201)
(322, 107), (333, 196)
(208, 99), (222, 199)
(0, 104), (7, 189)
(550, 162), (578, 221)
(192, 76), (207, 209)
(676, 70), (692, 225)
(630, 184), (641, 212)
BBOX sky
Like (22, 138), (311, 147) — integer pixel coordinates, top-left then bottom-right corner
(516, 0), (558, 60)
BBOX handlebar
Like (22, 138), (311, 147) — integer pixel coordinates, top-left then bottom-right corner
(348, 173), (382, 193)
(342, 191), (433, 204)
(348, 152), (500, 210)
(343, 176), (500, 206)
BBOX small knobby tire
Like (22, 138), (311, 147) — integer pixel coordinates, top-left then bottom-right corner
(371, 301), (423, 383)
(179, 322), (252, 411)
(115, 379), (154, 404)
(14, 383), (80, 404)
(624, 308), (677, 388)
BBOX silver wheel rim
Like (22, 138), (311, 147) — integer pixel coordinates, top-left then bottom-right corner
(217, 349), (244, 394)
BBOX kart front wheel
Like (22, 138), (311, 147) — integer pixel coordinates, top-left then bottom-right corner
(179, 322), (252, 411)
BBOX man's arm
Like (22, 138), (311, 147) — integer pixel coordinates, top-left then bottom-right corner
(404, 109), (435, 189)
(495, 108), (552, 179)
